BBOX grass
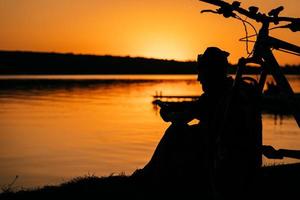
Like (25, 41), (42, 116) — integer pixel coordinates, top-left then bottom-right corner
(1, 163), (300, 200)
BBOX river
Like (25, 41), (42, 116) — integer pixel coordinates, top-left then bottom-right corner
(0, 75), (299, 188)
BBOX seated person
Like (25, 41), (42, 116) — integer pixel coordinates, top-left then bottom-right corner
(133, 47), (263, 199)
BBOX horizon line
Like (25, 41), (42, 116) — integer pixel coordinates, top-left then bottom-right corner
(1, 49), (300, 66)
(0, 49), (196, 63)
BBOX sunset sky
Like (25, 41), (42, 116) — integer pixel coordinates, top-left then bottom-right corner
(1, 0), (300, 65)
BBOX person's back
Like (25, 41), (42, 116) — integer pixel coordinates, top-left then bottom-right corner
(211, 75), (262, 199)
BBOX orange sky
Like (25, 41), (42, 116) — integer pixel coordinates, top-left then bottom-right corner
(1, 0), (300, 65)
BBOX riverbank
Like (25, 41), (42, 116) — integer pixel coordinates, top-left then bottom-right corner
(1, 163), (299, 200)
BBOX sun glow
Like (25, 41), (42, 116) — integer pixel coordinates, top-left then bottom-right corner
(140, 35), (191, 60)
(0, 0), (300, 64)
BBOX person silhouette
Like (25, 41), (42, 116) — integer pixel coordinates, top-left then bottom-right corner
(132, 47), (263, 199)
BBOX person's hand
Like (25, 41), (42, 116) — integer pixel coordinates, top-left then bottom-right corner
(153, 99), (168, 108)
(262, 145), (284, 159)
(160, 108), (193, 124)
(159, 107), (172, 122)
(154, 100), (193, 124)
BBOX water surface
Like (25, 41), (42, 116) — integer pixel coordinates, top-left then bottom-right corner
(0, 75), (299, 188)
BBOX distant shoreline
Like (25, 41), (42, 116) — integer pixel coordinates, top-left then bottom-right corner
(1, 50), (300, 75)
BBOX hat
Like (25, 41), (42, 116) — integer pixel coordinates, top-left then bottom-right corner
(198, 47), (229, 66)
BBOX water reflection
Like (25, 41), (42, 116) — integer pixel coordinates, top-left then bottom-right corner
(0, 75), (200, 188)
(0, 75), (299, 188)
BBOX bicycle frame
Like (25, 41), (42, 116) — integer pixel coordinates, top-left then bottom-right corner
(199, 0), (300, 127)
(236, 21), (300, 127)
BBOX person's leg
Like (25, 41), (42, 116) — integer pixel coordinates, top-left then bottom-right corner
(140, 123), (190, 179)
(138, 123), (208, 180)
(131, 123), (214, 198)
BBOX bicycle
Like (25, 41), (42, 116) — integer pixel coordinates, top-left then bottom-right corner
(197, 2), (300, 198)
(199, 0), (300, 128)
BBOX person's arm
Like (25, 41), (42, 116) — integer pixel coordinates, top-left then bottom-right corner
(154, 100), (199, 124)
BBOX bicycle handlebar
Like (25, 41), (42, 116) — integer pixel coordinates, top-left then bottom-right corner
(199, 0), (300, 31)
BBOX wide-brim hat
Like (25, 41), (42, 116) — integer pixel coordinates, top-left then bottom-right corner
(197, 47), (230, 68)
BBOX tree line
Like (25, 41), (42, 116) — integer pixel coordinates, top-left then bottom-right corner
(0, 50), (299, 75)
